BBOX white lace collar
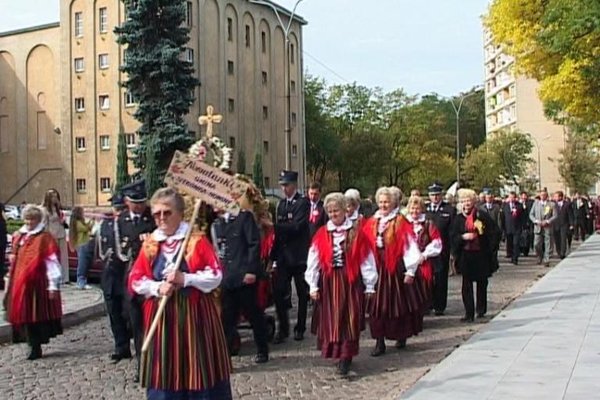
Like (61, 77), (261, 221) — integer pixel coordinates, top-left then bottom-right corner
(19, 222), (45, 235)
(374, 208), (398, 223)
(406, 214), (426, 224)
(326, 218), (353, 232)
(348, 208), (360, 221)
(152, 222), (189, 242)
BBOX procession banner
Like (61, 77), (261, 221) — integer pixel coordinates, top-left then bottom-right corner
(164, 150), (248, 213)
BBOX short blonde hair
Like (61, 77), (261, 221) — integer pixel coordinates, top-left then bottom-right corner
(375, 187), (393, 204)
(22, 204), (44, 222)
(406, 196), (425, 211)
(324, 192), (346, 211)
(344, 188), (361, 207)
(150, 187), (185, 214)
(457, 188), (477, 202)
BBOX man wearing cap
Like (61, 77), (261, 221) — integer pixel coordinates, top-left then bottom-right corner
(426, 182), (455, 315)
(271, 170), (310, 343)
(98, 194), (131, 363)
(529, 188), (557, 267)
(118, 179), (156, 381)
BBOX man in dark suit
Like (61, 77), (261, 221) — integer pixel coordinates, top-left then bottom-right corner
(307, 182), (327, 239)
(501, 191), (524, 265)
(212, 208), (269, 363)
(97, 194), (131, 363)
(426, 182), (454, 316)
(479, 188), (501, 271)
(553, 191), (573, 259)
(572, 192), (589, 241)
(118, 179), (156, 382)
(520, 191), (534, 256)
(271, 170), (310, 343)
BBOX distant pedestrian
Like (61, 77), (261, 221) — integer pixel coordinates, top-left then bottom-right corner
(4, 205), (63, 360)
(68, 206), (94, 289)
(42, 189), (69, 284)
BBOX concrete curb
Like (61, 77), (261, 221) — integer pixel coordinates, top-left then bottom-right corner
(0, 287), (106, 344)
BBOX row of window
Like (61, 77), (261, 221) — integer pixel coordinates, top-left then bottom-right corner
(75, 134), (136, 152)
(74, 54), (109, 72)
(74, 93), (135, 112)
(75, 177), (111, 193)
(74, 8), (108, 37)
(226, 18), (296, 63)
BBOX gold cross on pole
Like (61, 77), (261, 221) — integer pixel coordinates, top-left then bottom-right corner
(198, 105), (223, 139)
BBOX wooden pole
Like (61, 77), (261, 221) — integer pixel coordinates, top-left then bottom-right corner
(141, 199), (203, 354)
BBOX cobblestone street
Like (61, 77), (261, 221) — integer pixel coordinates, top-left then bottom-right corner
(0, 248), (571, 400)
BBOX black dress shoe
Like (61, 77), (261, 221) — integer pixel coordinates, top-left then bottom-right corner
(370, 339), (386, 357)
(460, 316), (474, 323)
(27, 345), (42, 360)
(434, 310), (445, 316)
(477, 313), (486, 319)
(337, 359), (352, 375)
(254, 353), (269, 364)
(273, 331), (288, 344)
(293, 330), (304, 341)
(395, 339), (407, 349)
(110, 350), (132, 361)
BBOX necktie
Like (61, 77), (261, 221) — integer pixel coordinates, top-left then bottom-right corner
(133, 215), (140, 226)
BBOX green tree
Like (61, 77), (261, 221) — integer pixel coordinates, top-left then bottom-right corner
(144, 134), (162, 196)
(486, 0), (600, 123)
(115, 0), (198, 183)
(115, 132), (130, 192)
(556, 127), (600, 193)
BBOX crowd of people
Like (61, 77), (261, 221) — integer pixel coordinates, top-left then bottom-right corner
(1, 177), (598, 399)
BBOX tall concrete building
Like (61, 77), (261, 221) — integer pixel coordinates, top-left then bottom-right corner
(0, 0), (306, 206)
(483, 29), (566, 193)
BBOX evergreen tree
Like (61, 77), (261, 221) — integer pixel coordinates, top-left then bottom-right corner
(115, 132), (130, 192)
(144, 134), (162, 196)
(115, 0), (198, 182)
(237, 150), (246, 175)
(252, 150), (264, 191)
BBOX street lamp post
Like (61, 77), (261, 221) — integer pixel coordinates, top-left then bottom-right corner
(526, 133), (551, 190)
(448, 87), (482, 188)
(249, 0), (304, 174)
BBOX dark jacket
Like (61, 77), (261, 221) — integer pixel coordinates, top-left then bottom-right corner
(212, 210), (261, 289)
(554, 200), (574, 229)
(572, 198), (589, 223)
(97, 216), (128, 297)
(271, 192), (310, 267)
(479, 202), (502, 230)
(426, 201), (455, 254)
(501, 201), (525, 234)
(308, 199), (327, 239)
(117, 208), (156, 264)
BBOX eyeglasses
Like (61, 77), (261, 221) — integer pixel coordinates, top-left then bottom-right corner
(152, 209), (173, 219)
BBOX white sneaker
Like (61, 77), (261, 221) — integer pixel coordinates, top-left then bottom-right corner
(79, 284), (93, 290)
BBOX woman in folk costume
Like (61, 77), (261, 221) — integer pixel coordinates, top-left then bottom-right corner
(450, 189), (500, 322)
(42, 189), (69, 284)
(128, 188), (232, 400)
(305, 193), (378, 375)
(363, 186), (421, 356)
(401, 196), (443, 312)
(4, 205), (63, 360)
(344, 188), (364, 228)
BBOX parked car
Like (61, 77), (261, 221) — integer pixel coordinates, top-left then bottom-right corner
(67, 236), (105, 282)
(4, 205), (20, 221)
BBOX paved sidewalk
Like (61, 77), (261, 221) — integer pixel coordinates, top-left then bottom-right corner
(0, 284), (105, 343)
(402, 234), (600, 400)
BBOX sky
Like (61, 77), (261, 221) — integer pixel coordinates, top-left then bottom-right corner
(0, 0), (489, 97)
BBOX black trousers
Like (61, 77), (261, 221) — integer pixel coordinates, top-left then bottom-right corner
(462, 276), (488, 318)
(432, 253), (450, 313)
(127, 295), (144, 377)
(574, 220), (587, 241)
(0, 248), (5, 290)
(505, 231), (521, 263)
(273, 263), (309, 335)
(105, 294), (131, 354)
(221, 284), (268, 355)
(553, 227), (568, 258)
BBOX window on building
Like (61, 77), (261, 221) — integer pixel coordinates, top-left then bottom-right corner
(264, 176), (270, 188)
(291, 80), (296, 94)
(292, 144), (298, 157)
(100, 177), (111, 192)
(99, 7), (108, 33)
(74, 12), (83, 37)
(261, 31), (266, 53)
(98, 53), (109, 69)
(227, 60), (234, 75)
(263, 140), (269, 154)
(100, 135), (110, 150)
(245, 25), (251, 48)
(75, 97), (85, 112)
(76, 136), (86, 151)
(125, 133), (136, 148)
(74, 57), (85, 72)
(262, 106), (268, 120)
(76, 179), (87, 193)
(125, 91), (136, 107)
(229, 136), (236, 148)
(228, 98), (235, 113)
(184, 48), (194, 63)
(262, 71), (268, 85)
(290, 43), (295, 64)
(99, 95), (110, 110)
(227, 18), (233, 41)
(186, 1), (193, 26)
(291, 112), (297, 127)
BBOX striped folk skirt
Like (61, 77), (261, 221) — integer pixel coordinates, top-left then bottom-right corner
(368, 251), (425, 341)
(141, 290), (232, 399)
(311, 268), (364, 360)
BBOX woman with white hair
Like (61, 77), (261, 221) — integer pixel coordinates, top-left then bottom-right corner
(4, 204), (63, 360)
(344, 188), (363, 225)
(363, 187), (421, 356)
(305, 192), (378, 375)
(450, 189), (500, 322)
